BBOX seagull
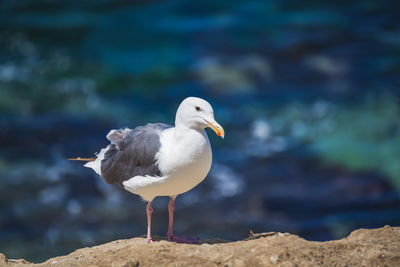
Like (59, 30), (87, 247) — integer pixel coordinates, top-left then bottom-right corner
(69, 97), (224, 243)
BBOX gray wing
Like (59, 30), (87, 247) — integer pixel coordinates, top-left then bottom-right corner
(100, 123), (172, 185)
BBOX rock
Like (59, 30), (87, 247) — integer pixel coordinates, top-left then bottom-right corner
(0, 253), (7, 264)
(1, 256), (30, 265)
(2, 226), (400, 266)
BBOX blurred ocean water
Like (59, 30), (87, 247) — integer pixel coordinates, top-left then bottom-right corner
(0, 0), (399, 262)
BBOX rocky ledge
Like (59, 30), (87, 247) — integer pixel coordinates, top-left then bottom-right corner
(2, 226), (399, 266)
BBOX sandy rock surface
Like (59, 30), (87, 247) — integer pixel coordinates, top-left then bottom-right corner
(2, 226), (399, 267)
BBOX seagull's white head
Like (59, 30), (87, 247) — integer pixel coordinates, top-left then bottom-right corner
(175, 97), (225, 138)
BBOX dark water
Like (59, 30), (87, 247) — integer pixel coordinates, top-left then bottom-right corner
(0, 0), (400, 263)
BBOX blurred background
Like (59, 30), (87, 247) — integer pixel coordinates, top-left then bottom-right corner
(1, 0), (400, 263)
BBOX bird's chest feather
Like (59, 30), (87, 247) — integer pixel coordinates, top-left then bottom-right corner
(156, 128), (212, 177)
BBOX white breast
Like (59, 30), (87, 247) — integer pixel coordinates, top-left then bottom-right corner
(122, 127), (212, 201)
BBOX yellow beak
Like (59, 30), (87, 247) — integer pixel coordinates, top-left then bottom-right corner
(205, 119), (225, 139)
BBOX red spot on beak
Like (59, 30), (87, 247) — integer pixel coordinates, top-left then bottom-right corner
(217, 131), (221, 136)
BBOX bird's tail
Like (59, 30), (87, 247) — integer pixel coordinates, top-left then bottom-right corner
(68, 157), (96, 162)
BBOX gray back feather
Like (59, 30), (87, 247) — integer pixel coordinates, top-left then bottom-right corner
(100, 123), (171, 185)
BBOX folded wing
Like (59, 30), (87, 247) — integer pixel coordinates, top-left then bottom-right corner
(86, 123), (171, 185)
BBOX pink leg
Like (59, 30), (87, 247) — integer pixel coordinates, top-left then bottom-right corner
(146, 201), (154, 243)
(167, 197), (175, 240)
(167, 196), (198, 244)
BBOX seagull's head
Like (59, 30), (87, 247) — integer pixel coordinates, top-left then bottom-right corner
(175, 97), (225, 138)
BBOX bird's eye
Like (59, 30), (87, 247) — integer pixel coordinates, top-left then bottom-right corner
(195, 106), (201, 111)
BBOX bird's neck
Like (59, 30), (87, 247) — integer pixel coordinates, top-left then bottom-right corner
(174, 123), (206, 140)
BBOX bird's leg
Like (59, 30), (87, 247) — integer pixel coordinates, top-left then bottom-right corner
(146, 201), (154, 243)
(167, 196), (198, 244)
(167, 196), (176, 240)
